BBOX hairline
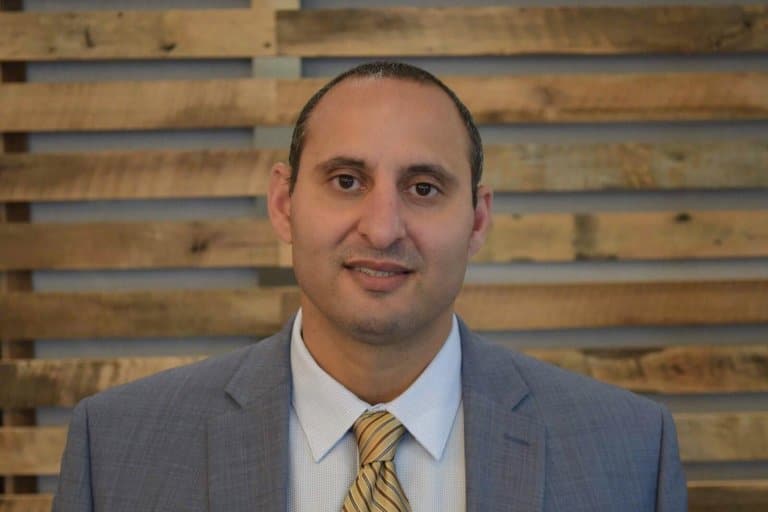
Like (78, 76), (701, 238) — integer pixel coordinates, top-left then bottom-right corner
(287, 62), (483, 207)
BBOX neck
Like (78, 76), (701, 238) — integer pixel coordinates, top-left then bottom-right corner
(299, 299), (453, 404)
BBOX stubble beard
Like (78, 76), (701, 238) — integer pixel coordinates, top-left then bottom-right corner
(297, 242), (458, 348)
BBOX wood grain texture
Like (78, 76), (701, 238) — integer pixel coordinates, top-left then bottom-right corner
(475, 210), (768, 263)
(2, 209), (766, 270)
(3, 413), (768, 475)
(0, 9), (275, 60)
(677, 412), (768, 462)
(0, 149), (284, 201)
(2, 482), (768, 511)
(0, 281), (766, 339)
(1, 73), (766, 131)
(0, 79), (278, 131)
(0, 33), (37, 495)
(481, 141), (768, 192)
(455, 281), (768, 331)
(277, 6), (768, 56)
(1, 6), (765, 60)
(3, 344), (767, 407)
(0, 287), (300, 340)
(524, 344), (768, 394)
(689, 480), (768, 512)
(0, 357), (205, 408)
(0, 219), (290, 270)
(445, 73), (768, 124)
(1, 142), (766, 202)
(0, 495), (52, 512)
(0, 427), (66, 475)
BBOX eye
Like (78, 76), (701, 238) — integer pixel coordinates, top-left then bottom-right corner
(333, 174), (360, 191)
(411, 182), (438, 197)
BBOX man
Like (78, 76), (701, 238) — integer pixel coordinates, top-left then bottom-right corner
(54, 61), (686, 511)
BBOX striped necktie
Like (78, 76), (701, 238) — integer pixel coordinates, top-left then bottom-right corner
(342, 410), (412, 512)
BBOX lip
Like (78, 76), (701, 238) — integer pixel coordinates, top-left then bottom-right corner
(342, 259), (413, 292)
(343, 259), (412, 273)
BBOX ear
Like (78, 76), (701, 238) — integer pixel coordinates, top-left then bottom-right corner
(468, 184), (493, 256)
(267, 161), (293, 244)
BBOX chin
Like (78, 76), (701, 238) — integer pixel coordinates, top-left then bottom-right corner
(342, 305), (446, 347)
(344, 315), (407, 344)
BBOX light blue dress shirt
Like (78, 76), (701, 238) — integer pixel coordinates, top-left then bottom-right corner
(288, 309), (466, 511)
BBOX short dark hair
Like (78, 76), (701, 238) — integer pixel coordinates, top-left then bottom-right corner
(287, 61), (483, 206)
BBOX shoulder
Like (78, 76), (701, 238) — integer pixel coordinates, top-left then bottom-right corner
(463, 330), (668, 433)
(86, 345), (241, 407)
(514, 347), (664, 421)
(80, 329), (290, 425)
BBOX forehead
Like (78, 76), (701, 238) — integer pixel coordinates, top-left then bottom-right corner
(301, 77), (470, 172)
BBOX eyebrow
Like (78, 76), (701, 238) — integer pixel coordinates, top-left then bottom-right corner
(401, 163), (457, 187)
(315, 156), (367, 174)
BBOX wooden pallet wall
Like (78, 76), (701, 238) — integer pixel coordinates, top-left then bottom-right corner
(0, 2), (767, 510)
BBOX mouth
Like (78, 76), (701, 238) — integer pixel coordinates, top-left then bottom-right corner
(351, 267), (405, 278)
(343, 260), (412, 275)
(342, 260), (414, 291)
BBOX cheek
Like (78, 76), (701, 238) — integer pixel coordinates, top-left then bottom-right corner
(290, 204), (351, 257)
(413, 215), (475, 266)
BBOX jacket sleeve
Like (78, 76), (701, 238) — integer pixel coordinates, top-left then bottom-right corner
(656, 405), (687, 511)
(52, 398), (94, 512)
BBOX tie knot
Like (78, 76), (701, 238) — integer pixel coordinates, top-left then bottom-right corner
(352, 411), (406, 466)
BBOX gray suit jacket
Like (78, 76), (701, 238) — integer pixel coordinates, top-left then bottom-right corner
(54, 318), (686, 511)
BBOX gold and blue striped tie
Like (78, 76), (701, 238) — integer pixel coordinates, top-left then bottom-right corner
(342, 411), (411, 512)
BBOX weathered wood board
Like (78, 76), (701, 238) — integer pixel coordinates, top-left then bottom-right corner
(278, 6), (768, 56)
(2, 281), (767, 339)
(0, 9), (275, 60)
(2, 73), (767, 131)
(3, 344), (768, 407)
(2, 210), (767, 270)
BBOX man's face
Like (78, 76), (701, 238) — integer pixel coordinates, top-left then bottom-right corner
(269, 77), (491, 345)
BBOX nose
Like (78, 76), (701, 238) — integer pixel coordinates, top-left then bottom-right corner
(356, 182), (406, 249)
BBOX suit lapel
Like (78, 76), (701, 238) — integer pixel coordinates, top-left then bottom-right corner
(460, 321), (546, 512)
(207, 325), (293, 512)
(205, 316), (546, 511)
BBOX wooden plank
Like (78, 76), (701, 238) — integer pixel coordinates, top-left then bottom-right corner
(0, 9), (275, 61)
(0, 148), (283, 202)
(0, 79), (278, 131)
(677, 412), (768, 462)
(475, 210), (768, 263)
(3, 344), (768, 407)
(0, 287), (300, 340)
(3, 413), (768, 475)
(0, 357), (205, 408)
(481, 141), (768, 192)
(1, 281), (766, 339)
(2, 209), (767, 270)
(2, 6), (766, 60)
(455, 281), (768, 331)
(0, 358), (196, 409)
(447, 73), (768, 124)
(2, 482), (768, 512)
(277, 6), (768, 56)
(689, 480), (768, 512)
(1, 142), (765, 202)
(1, 72), (767, 132)
(524, 344), (768, 395)
(0, 427), (66, 475)
(0, 219), (290, 270)
(0, 495), (52, 512)
(277, 73), (768, 126)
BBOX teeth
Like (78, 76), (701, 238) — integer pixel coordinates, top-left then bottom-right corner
(355, 267), (398, 277)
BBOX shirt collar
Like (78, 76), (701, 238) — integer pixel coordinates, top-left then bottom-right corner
(290, 309), (462, 462)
